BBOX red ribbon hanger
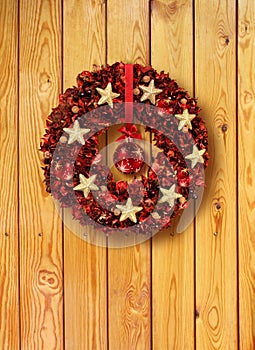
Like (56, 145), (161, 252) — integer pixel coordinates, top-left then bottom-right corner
(116, 63), (142, 141)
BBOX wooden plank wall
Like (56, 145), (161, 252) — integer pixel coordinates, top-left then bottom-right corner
(0, 0), (254, 349)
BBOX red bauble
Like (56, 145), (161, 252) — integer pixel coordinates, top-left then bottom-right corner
(113, 140), (145, 174)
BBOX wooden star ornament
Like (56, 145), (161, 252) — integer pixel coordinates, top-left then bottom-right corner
(96, 82), (120, 108)
(139, 79), (163, 105)
(159, 184), (182, 207)
(116, 198), (143, 223)
(185, 145), (205, 168)
(73, 174), (99, 198)
(175, 109), (196, 130)
(63, 120), (90, 145)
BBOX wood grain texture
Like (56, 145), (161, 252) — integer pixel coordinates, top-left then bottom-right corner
(238, 1), (255, 348)
(107, 0), (150, 65)
(108, 243), (151, 349)
(19, 0), (63, 348)
(63, 1), (107, 349)
(195, 1), (237, 349)
(63, 0), (106, 87)
(63, 214), (107, 350)
(151, 0), (194, 92)
(107, 1), (151, 348)
(0, 1), (19, 349)
(151, 1), (195, 349)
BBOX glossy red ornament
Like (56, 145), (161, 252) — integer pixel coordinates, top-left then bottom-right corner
(113, 140), (145, 174)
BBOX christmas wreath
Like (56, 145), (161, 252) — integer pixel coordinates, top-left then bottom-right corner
(40, 62), (209, 239)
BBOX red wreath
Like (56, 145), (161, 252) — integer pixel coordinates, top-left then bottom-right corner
(40, 62), (209, 235)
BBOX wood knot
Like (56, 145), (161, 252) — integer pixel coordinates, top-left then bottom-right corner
(224, 36), (230, 45)
(208, 306), (220, 331)
(212, 199), (224, 237)
(213, 199), (223, 212)
(215, 203), (221, 210)
(243, 91), (253, 105)
(240, 21), (249, 37)
(221, 124), (228, 133)
(38, 269), (61, 295)
(39, 71), (52, 93)
(126, 288), (149, 315)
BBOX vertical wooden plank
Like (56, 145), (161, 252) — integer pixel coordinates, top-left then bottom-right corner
(195, 0), (237, 349)
(238, 1), (255, 348)
(107, 0), (150, 65)
(0, 1), (19, 349)
(107, 1), (151, 349)
(151, 0), (194, 92)
(19, 0), (63, 348)
(63, 1), (107, 349)
(151, 1), (195, 349)
(63, 0), (106, 88)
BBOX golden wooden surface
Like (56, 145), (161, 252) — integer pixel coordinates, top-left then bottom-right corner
(63, 1), (107, 349)
(0, 0), (255, 348)
(151, 0), (194, 91)
(107, 0), (150, 65)
(238, 0), (255, 349)
(151, 1), (195, 349)
(195, 0), (237, 349)
(0, 1), (19, 349)
(19, 0), (63, 349)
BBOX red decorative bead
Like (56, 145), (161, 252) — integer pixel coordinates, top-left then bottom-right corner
(113, 140), (145, 174)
